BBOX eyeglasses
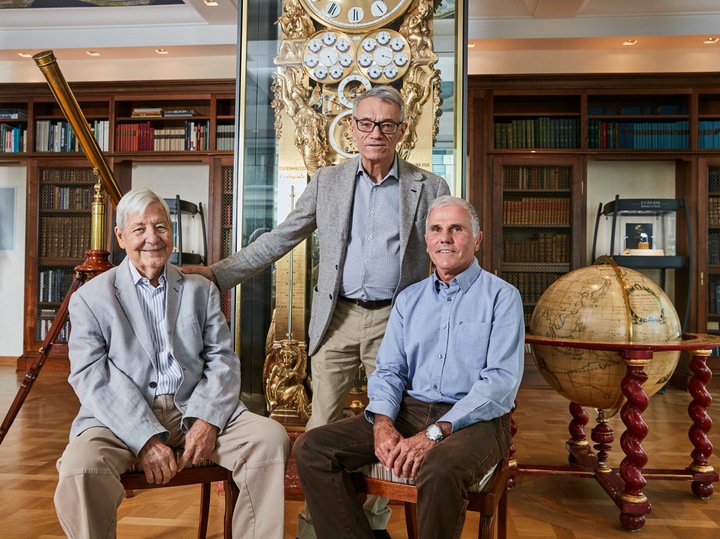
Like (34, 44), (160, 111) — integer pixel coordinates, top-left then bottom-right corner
(353, 118), (403, 134)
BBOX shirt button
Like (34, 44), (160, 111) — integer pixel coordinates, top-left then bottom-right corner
(370, 211), (375, 215)
(368, 235), (373, 240)
(447, 297), (452, 302)
(432, 384), (438, 390)
(442, 324), (447, 329)
(438, 354), (444, 359)
(149, 382), (157, 389)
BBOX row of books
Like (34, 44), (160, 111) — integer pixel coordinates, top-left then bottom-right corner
(503, 166), (571, 190)
(709, 198), (720, 227)
(40, 185), (92, 211)
(503, 232), (570, 264)
(39, 216), (90, 258)
(0, 108), (27, 120)
(35, 120), (109, 152)
(38, 268), (74, 303)
(709, 169), (720, 192)
(40, 168), (95, 184)
(709, 232), (720, 264)
(587, 119), (689, 150)
(217, 124), (235, 151)
(587, 104), (688, 115)
(130, 107), (199, 118)
(37, 317), (70, 343)
(494, 118), (580, 149)
(699, 120), (720, 149)
(114, 121), (209, 152)
(502, 271), (561, 304)
(1, 122), (26, 152)
(503, 197), (570, 226)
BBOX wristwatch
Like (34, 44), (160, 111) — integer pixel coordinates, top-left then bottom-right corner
(425, 423), (444, 442)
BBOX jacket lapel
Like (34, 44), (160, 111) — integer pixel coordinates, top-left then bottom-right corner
(398, 158), (423, 255)
(114, 258), (157, 368)
(336, 157), (361, 241)
(165, 264), (184, 352)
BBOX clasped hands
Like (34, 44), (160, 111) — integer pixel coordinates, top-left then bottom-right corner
(137, 418), (217, 484)
(373, 415), (442, 480)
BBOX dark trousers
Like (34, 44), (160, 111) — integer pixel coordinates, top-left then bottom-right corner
(294, 395), (511, 539)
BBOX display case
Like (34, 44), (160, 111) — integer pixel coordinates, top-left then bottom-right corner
(591, 195), (691, 327)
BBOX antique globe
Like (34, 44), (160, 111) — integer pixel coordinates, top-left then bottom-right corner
(529, 260), (682, 416)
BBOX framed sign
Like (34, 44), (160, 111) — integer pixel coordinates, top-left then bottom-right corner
(0, 187), (15, 251)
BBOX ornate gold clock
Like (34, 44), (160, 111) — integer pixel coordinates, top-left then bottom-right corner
(273, 0), (442, 173)
(298, 0), (413, 32)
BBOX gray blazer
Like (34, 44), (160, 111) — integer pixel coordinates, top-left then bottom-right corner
(212, 155), (450, 356)
(67, 258), (246, 455)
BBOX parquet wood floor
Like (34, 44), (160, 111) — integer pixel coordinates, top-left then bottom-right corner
(0, 365), (718, 538)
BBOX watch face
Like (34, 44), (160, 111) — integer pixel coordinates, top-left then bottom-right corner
(298, 0), (413, 32)
(425, 424), (443, 442)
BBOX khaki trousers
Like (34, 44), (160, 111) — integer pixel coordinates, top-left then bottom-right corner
(55, 395), (290, 539)
(298, 300), (392, 539)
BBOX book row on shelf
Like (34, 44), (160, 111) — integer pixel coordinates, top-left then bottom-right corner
(1, 122), (26, 152)
(114, 121), (209, 152)
(698, 121), (720, 149)
(494, 118), (580, 149)
(39, 216), (90, 258)
(40, 184), (92, 211)
(40, 168), (94, 184)
(35, 120), (109, 152)
(130, 106), (199, 118)
(37, 317), (70, 342)
(217, 124), (235, 151)
(38, 267), (74, 303)
(708, 168), (720, 191)
(503, 167), (571, 190)
(709, 232), (720, 264)
(709, 198), (720, 227)
(587, 119), (689, 150)
(503, 197), (571, 226)
(503, 232), (570, 264)
(502, 271), (561, 305)
(0, 107), (27, 120)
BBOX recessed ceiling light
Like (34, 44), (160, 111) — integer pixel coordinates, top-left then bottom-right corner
(155, 48), (169, 55)
(17, 52), (32, 58)
(467, 41), (476, 49)
(623, 39), (638, 46)
(203, 0), (219, 6)
(86, 50), (101, 57)
(704, 37), (719, 44)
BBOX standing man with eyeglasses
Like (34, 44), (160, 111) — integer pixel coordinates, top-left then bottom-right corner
(184, 85), (449, 538)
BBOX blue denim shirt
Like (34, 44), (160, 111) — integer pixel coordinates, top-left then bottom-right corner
(365, 259), (525, 432)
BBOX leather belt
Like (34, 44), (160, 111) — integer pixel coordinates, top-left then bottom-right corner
(339, 296), (392, 310)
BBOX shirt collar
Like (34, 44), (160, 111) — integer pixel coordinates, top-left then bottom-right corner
(432, 258), (482, 294)
(356, 154), (399, 184)
(128, 260), (167, 288)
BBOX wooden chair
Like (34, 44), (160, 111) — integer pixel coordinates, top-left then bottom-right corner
(120, 460), (238, 539)
(352, 457), (509, 539)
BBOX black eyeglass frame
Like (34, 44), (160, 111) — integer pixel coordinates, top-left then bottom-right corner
(352, 117), (404, 134)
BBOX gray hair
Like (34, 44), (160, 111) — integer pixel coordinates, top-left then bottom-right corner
(116, 187), (171, 230)
(427, 195), (481, 236)
(353, 85), (405, 122)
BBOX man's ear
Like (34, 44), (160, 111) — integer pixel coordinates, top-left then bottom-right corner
(114, 226), (126, 250)
(474, 231), (483, 252)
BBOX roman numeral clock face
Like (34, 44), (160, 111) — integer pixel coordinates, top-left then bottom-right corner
(299, 0), (413, 32)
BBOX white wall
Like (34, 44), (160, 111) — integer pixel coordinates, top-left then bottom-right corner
(130, 162), (210, 259)
(0, 166), (26, 357)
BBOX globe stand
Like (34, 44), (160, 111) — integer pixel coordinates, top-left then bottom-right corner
(520, 333), (720, 532)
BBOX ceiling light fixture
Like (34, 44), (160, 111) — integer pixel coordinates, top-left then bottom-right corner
(155, 48), (169, 55)
(17, 52), (32, 58)
(467, 41), (476, 49)
(86, 51), (101, 57)
(203, 0), (219, 6)
(704, 37), (719, 44)
(622, 39), (638, 46)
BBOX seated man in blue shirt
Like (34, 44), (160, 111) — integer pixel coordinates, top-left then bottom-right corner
(294, 195), (524, 539)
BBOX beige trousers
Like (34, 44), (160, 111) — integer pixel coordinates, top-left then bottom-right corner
(298, 300), (392, 539)
(55, 395), (290, 539)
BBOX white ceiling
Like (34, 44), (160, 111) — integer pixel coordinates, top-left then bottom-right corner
(0, 0), (719, 64)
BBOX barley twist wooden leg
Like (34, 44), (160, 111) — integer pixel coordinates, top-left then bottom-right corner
(687, 349), (715, 498)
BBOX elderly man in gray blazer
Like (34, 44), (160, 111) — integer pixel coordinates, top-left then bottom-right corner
(54, 188), (290, 539)
(189, 85), (449, 537)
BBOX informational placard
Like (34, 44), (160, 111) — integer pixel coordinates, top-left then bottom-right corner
(0, 187), (15, 251)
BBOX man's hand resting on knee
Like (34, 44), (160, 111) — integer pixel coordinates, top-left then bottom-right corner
(138, 436), (178, 484)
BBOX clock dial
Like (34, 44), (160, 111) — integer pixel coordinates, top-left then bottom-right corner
(329, 109), (358, 158)
(298, 0), (413, 32)
(302, 30), (356, 83)
(357, 29), (410, 83)
(337, 73), (372, 108)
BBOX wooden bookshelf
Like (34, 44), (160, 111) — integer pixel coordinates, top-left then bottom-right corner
(0, 79), (236, 370)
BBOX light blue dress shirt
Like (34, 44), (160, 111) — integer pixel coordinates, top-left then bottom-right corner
(365, 259), (525, 432)
(339, 156), (401, 300)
